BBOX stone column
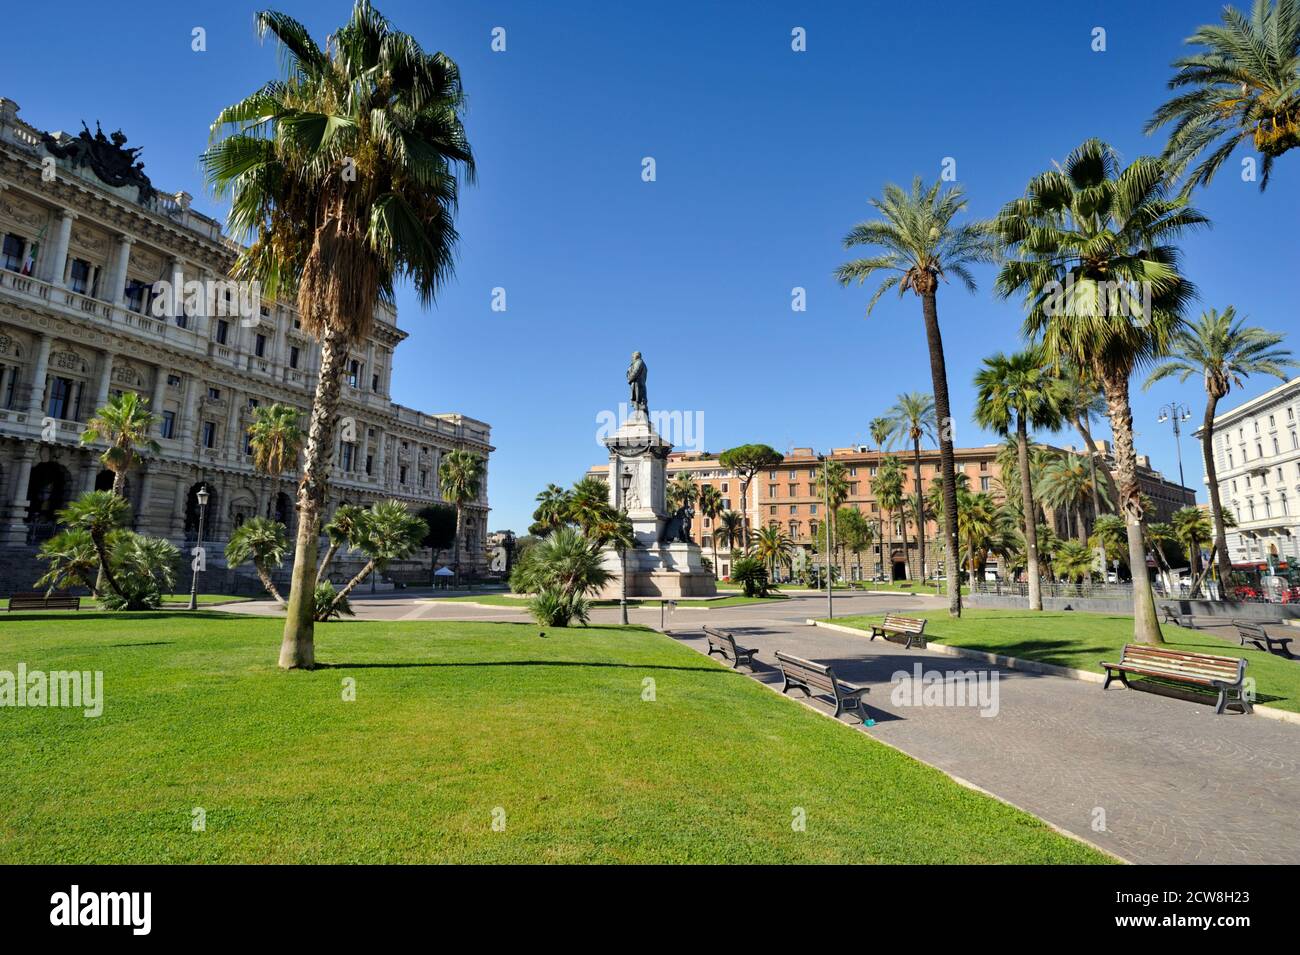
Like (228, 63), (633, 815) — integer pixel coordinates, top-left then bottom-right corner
(1, 446), (36, 545)
(149, 365), (167, 433)
(171, 478), (189, 539)
(93, 349), (113, 411)
(79, 457), (98, 494)
(111, 235), (133, 306)
(45, 211), (75, 285)
(179, 375), (199, 451)
(169, 258), (186, 328)
(375, 430), (387, 489)
(26, 333), (51, 416)
(0, 365), (11, 410)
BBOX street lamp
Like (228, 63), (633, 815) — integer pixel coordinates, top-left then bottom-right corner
(187, 485), (209, 611)
(1157, 402), (1193, 489)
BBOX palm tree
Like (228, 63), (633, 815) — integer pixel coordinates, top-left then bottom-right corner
(1146, 0), (1300, 191)
(875, 456), (906, 580)
(1038, 452), (1108, 544)
(588, 505), (636, 623)
(568, 476), (612, 537)
(439, 450), (484, 586)
(814, 460), (850, 580)
(247, 402), (304, 517)
(1171, 506), (1217, 596)
(837, 177), (998, 616)
(36, 529), (101, 597)
(975, 350), (1064, 611)
(1145, 520), (1180, 593)
(513, 526), (612, 627)
(838, 506), (873, 583)
(226, 517), (290, 605)
(666, 472), (699, 517)
(1055, 540), (1096, 593)
(204, 1), (475, 669)
(994, 138), (1207, 644)
(80, 391), (160, 498)
(885, 392), (937, 583)
(696, 484), (724, 577)
(1144, 307), (1295, 585)
(56, 492), (129, 600)
(1054, 361), (1118, 573)
(716, 510), (744, 565)
(531, 483), (572, 536)
(752, 524), (794, 583)
(1090, 514), (1130, 577)
(316, 502), (367, 585)
(325, 500), (427, 616)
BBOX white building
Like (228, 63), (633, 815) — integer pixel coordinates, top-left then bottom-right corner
(0, 97), (492, 587)
(1195, 374), (1300, 565)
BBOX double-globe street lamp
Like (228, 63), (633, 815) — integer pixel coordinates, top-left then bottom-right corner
(1157, 401), (1193, 490)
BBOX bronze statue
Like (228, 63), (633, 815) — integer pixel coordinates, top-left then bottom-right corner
(42, 121), (155, 203)
(627, 351), (647, 415)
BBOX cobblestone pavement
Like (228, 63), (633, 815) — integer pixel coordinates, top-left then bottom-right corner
(224, 590), (1300, 863)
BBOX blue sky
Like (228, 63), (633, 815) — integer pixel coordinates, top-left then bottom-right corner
(4, 0), (1297, 532)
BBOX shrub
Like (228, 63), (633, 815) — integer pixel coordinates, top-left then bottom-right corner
(731, 557), (769, 597)
(314, 581), (354, 621)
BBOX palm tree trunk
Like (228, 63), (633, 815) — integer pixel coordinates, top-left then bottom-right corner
(256, 562), (286, 606)
(452, 503), (463, 588)
(1075, 414), (1114, 574)
(280, 324), (351, 669)
(1201, 394), (1232, 592)
(91, 531), (125, 601)
(1016, 417), (1043, 610)
(1075, 505), (1086, 543)
(327, 559), (375, 617)
(910, 438), (924, 582)
(315, 540), (342, 586)
(920, 288), (961, 616)
(1101, 370), (1164, 645)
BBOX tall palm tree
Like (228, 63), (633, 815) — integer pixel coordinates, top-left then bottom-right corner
(226, 516), (290, 605)
(247, 402), (304, 518)
(752, 524), (794, 582)
(1144, 307), (1295, 585)
(667, 472), (699, 518)
(1146, 0), (1300, 191)
(814, 460), (850, 580)
(885, 392), (937, 583)
(1145, 520), (1181, 593)
(439, 449), (484, 586)
(716, 510), (744, 564)
(977, 354), (1073, 608)
(994, 139), (1206, 643)
(697, 484), (724, 577)
(204, 1), (475, 669)
(325, 500), (428, 616)
(875, 455), (906, 580)
(1171, 506), (1217, 596)
(1038, 452), (1108, 544)
(1055, 540), (1096, 593)
(837, 177), (998, 616)
(80, 391), (160, 498)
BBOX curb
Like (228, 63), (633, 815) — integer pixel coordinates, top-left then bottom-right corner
(806, 619), (1300, 726)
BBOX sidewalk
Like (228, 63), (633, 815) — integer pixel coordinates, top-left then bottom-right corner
(669, 613), (1300, 864)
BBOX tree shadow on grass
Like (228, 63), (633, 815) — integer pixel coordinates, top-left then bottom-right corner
(316, 660), (726, 673)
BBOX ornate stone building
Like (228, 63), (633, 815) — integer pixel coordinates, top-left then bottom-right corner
(0, 97), (492, 586)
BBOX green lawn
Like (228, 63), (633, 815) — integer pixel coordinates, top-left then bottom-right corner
(1, 593), (249, 610)
(828, 609), (1300, 714)
(848, 581), (969, 595)
(0, 612), (1108, 864)
(437, 593), (787, 609)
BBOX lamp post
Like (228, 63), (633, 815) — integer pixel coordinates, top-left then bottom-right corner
(620, 469), (632, 625)
(1157, 401), (1193, 489)
(187, 485), (209, 611)
(818, 453), (832, 619)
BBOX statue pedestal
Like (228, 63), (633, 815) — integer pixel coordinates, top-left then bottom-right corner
(600, 410), (715, 599)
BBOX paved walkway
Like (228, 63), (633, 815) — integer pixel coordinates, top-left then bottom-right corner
(223, 590), (1300, 863)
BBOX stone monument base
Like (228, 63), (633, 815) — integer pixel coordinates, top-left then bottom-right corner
(598, 541), (718, 599)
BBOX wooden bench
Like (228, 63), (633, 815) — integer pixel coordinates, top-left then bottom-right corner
(6, 591), (81, 611)
(1234, 620), (1295, 658)
(703, 626), (758, 670)
(1159, 606), (1195, 628)
(1101, 644), (1251, 715)
(774, 650), (869, 720)
(869, 613), (927, 648)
